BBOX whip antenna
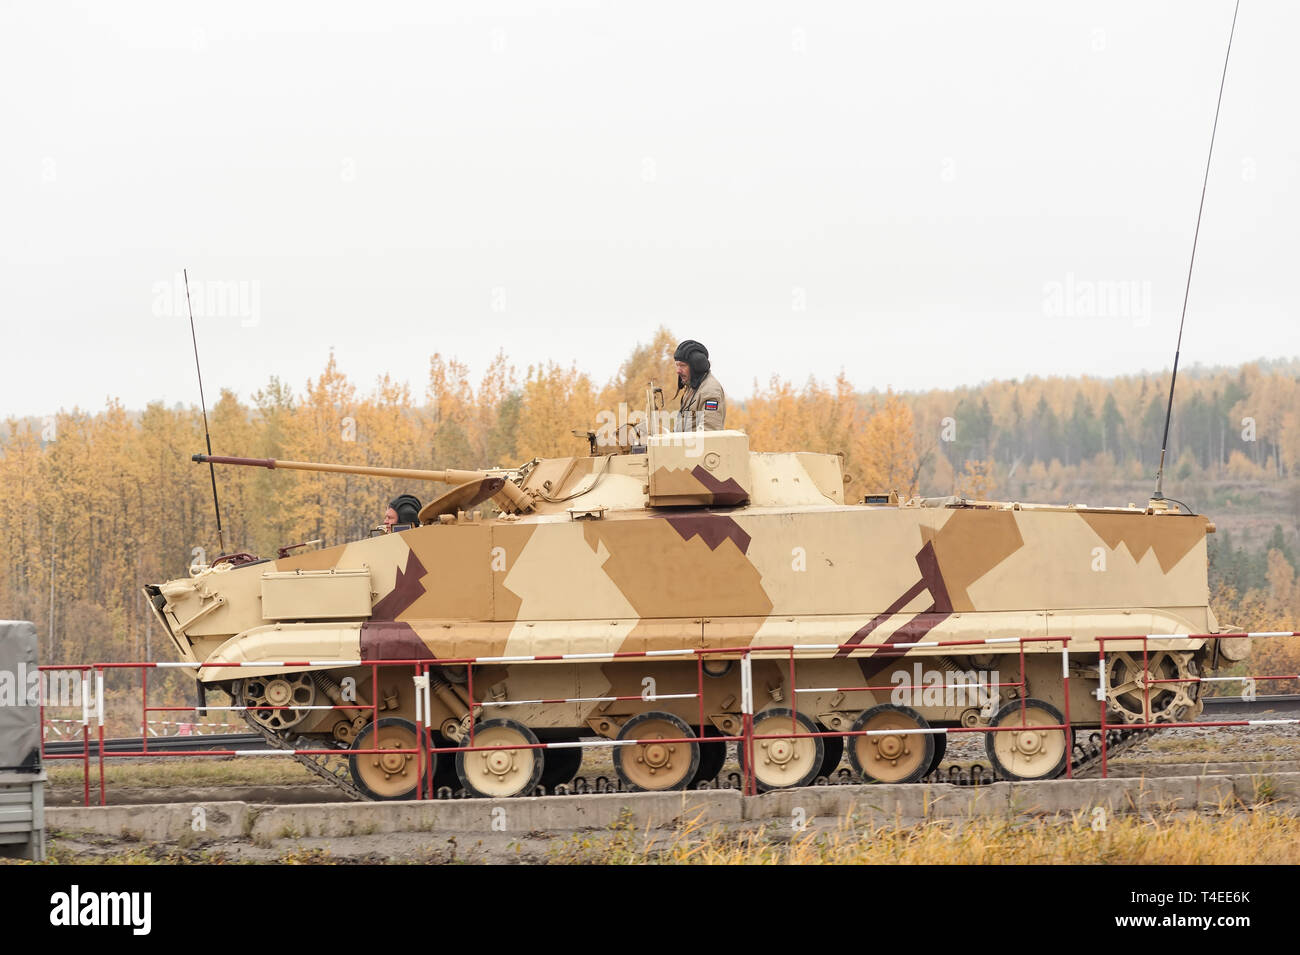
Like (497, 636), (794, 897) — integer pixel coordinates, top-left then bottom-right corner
(185, 268), (227, 554)
(1154, 0), (1240, 502)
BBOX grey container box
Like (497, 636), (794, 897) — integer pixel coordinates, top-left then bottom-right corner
(0, 620), (46, 861)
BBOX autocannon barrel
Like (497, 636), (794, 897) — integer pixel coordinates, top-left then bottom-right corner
(191, 453), (533, 512)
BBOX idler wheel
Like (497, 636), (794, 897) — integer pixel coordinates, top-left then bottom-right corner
(985, 699), (1068, 781)
(348, 717), (423, 800)
(456, 719), (544, 798)
(237, 672), (316, 732)
(614, 711), (700, 792)
(739, 708), (824, 792)
(847, 704), (935, 784)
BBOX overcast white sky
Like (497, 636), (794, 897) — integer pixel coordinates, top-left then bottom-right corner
(1, 1), (1296, 419)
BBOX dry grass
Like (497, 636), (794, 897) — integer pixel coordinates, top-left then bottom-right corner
(548, 807), (1300, 865)
(18, 803), (1299, 865)
(1142, 733), (1300, 756)
(45, 756), (320, 790)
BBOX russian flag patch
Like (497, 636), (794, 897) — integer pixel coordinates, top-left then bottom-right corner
(704, 399), (719, 411)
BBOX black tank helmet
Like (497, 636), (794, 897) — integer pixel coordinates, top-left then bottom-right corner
(388, 493), (422, 527)
(673, 339), (711, 391)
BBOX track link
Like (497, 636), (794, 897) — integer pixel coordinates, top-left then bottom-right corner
(1070, 727), (1154, 778)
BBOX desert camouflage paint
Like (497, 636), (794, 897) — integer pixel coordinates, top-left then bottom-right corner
(147, 431), (1232, 789)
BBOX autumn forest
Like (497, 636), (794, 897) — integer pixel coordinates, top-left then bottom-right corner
(1, 329), (1297, 673)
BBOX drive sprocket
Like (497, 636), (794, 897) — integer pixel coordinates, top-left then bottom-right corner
(1104, 650), (1199, 724)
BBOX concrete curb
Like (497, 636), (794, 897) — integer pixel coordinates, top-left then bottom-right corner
(47, 771), (1300, 844)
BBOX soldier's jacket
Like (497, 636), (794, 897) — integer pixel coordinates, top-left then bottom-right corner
(676, 372), (726, 431)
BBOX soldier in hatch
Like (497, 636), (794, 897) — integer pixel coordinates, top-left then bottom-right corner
(382, 493), (422, 531)
(672, 339), (726, 432)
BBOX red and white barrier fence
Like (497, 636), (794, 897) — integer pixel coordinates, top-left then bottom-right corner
(37, 629), (1300, 805)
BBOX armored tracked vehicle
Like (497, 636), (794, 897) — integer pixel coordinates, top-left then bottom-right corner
(145, 428), (1247, 799)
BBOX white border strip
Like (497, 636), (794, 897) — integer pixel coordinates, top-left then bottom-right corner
(482, 692), (697, 707)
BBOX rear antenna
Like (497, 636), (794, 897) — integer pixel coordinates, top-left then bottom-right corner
(1153, 0), (1240, 504)
(185, 268), (227, 555)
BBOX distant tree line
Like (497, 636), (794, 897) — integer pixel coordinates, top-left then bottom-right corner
(909, 358), (1299, 487)
(0, 337), (1295, 673)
